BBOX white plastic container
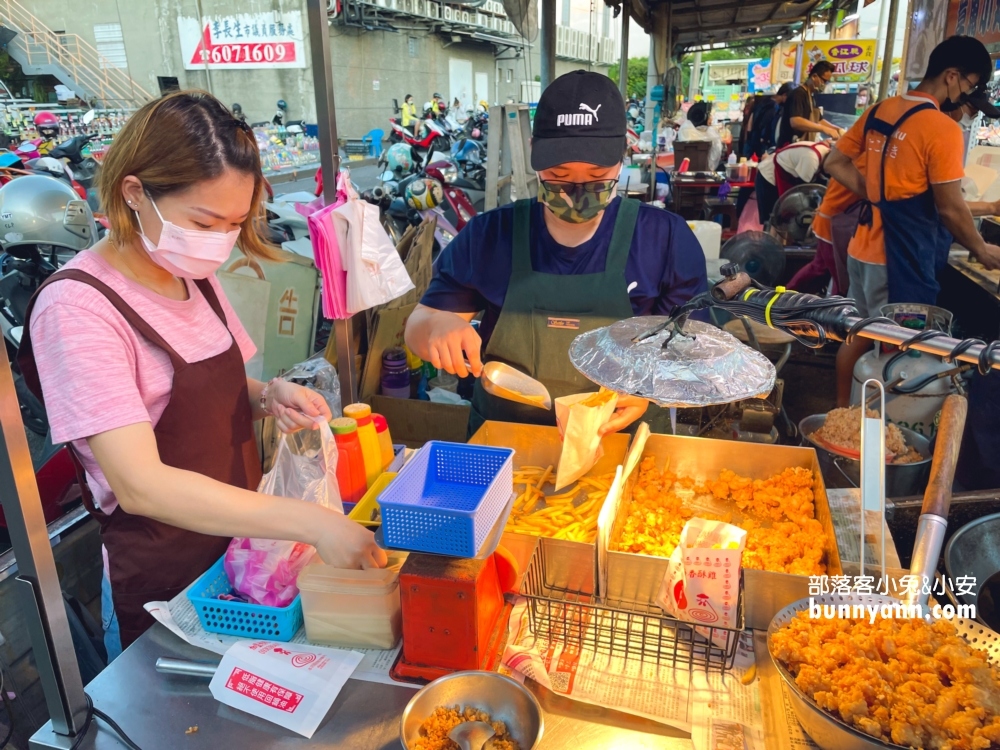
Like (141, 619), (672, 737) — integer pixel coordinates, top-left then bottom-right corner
(687, 220), (722, 261)
(297, 554), (406, 649)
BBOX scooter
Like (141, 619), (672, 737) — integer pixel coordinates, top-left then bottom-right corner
(47, 133), (101, 210)
(425, 159), (483, 220)
(387, 115), (451, 167)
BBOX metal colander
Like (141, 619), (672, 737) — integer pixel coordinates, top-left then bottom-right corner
(767, 593), (1000, 750)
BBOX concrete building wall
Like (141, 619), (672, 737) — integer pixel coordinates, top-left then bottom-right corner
(23, 0), (612, 136)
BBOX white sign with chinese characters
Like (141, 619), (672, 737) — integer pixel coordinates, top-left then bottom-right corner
(178, 11), (305, 70)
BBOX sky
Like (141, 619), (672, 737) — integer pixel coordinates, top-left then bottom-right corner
(624, 0), (908, 60)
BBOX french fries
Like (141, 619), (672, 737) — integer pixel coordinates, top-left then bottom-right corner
(505, 465), (615, 543)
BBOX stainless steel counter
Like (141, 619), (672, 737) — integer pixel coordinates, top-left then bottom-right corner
(33, 624), (693, 749)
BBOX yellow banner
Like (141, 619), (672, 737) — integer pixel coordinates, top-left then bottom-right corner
(801, 39), (876, 83)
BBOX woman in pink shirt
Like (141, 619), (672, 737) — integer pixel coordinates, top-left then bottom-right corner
(18, 91), (386, 658)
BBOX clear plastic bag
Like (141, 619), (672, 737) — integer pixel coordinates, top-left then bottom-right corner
(224, 421), (344, 607)
(282, 353), (342, 419)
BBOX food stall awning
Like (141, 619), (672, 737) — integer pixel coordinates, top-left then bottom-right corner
(621, 0), (853, 51)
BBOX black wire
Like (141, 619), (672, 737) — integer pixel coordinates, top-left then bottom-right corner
(897, 328), (948, 352)
(846, 316), (896, 344)
(945, 337), (985, 364)
(980, 341), (1000, 376)
(68, 695), (143, 750)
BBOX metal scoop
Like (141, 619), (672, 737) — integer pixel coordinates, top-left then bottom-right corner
(448, 720), (496, 750)
(480, 361), (552, 410)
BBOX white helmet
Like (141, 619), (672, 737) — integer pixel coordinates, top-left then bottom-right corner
(0, 175), (96, 254)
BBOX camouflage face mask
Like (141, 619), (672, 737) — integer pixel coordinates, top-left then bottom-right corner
(538, 179), (618, 223)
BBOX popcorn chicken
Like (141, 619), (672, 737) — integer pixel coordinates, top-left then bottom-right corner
(413, 706), (520, 750)
(773, 612), (1000, 750)
(612, 461), (827, 575)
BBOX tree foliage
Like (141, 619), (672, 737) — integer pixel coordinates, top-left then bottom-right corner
(607, 56), (649, 99)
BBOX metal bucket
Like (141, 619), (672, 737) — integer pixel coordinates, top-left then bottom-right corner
(799, 414), (931, 498)
(944, 513), (1000, 623)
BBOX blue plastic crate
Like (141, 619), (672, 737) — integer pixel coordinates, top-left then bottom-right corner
(377, 441), (513, 557)
(187, 557), (303, 641)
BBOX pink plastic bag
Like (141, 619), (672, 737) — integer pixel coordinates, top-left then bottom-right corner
(224, 421), (343, 607)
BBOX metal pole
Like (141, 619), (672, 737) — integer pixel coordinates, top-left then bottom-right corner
(688, 50), (701, 102)
(874, 0), (891, 96)
(0, 335), (91, 747)
(306, 0), (356, 405)
(194, 0), (215, 96)
(877, 0), (901, 102)
(540, 0), (557, 89)
(618, 1), (629, 98)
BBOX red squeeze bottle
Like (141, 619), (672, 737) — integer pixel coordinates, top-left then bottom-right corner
(331, 418), (367, 505)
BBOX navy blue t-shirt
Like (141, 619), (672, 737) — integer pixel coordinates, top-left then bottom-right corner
(420, 197), (709, 349)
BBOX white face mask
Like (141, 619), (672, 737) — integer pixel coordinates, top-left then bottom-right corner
(135, 196), (240, 279)
(960, 111), (978, 130)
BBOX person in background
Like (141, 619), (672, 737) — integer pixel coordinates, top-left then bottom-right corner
(752, 83), (794, 157)
(272, 99), (287, 127)
(778, 61), (844, 147)
(677, 101), (723, 171)
(405, 71), (708, 436)
(825, 35), (1000, 406)
(400, 94), (418, 132)
(231, 103), (246, 124)
(737, 94), (760, 159)
(754, 139), (832, 224)
(787, 178), (860, 295)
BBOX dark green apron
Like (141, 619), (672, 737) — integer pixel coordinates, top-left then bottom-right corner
(468, 198), (639, 435)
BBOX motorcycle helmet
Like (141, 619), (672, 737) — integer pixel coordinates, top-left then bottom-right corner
(405, 178), (443, 211)
(385, 142), (415, 175)
(33, 111), (61, 140)
(277, 99), (287, 110)
(0, 175), (96, 255)
(232, 103), (243, 114)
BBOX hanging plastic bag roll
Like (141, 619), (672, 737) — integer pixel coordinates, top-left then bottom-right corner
(225, 421), (344, 608)
(554, 390), (618, 491)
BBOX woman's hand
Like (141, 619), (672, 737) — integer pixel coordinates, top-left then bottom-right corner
(267, 380), (333, 434)
(315, 511), (388, 569)
(599, 395), (649, 436)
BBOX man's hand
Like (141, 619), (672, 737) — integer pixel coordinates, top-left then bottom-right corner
(405, 305), (483, 379)
(425, 312), (483, 379)
(975, 243), (1000, 271)
(599, 395), (649, 436)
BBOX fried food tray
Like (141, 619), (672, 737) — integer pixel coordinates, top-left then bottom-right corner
(604, 433), (844, 631)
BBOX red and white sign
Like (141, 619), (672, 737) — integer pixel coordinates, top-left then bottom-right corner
(178, 12), (306, 70)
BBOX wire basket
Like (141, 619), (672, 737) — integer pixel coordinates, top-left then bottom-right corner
(520, 544), (743, 673)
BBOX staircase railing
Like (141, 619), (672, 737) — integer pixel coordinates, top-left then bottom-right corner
(0, 0), (152, 107)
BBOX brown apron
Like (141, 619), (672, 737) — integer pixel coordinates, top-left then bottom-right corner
(18, 269), (262, 649)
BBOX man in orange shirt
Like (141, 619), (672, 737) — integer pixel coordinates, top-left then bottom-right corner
(825, 36), (1000, 405)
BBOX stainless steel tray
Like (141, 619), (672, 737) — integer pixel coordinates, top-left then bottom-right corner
(604, 433), (843, 630)
(767, 593), (1000, 750)
(469, 421), (631, 595)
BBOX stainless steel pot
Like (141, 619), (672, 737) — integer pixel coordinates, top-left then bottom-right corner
(944, 512), (1000, 624)
(799, 414), (931, 498)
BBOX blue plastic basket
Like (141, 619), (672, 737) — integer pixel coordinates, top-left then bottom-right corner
(187, 557), (303, 641)
(377, 441), (513, 557)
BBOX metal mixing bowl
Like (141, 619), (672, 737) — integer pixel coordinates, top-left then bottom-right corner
(768, 593), (1000, 750)
(400, 671), (544, 749)
(799, 414), (930, 498)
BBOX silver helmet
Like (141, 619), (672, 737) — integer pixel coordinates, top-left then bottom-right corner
(0, 175), (96, 254)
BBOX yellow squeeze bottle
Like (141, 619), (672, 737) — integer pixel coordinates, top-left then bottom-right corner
(343, 403), (382, 488)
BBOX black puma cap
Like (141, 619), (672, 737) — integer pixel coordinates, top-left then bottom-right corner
(531, 70), (627, 170)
